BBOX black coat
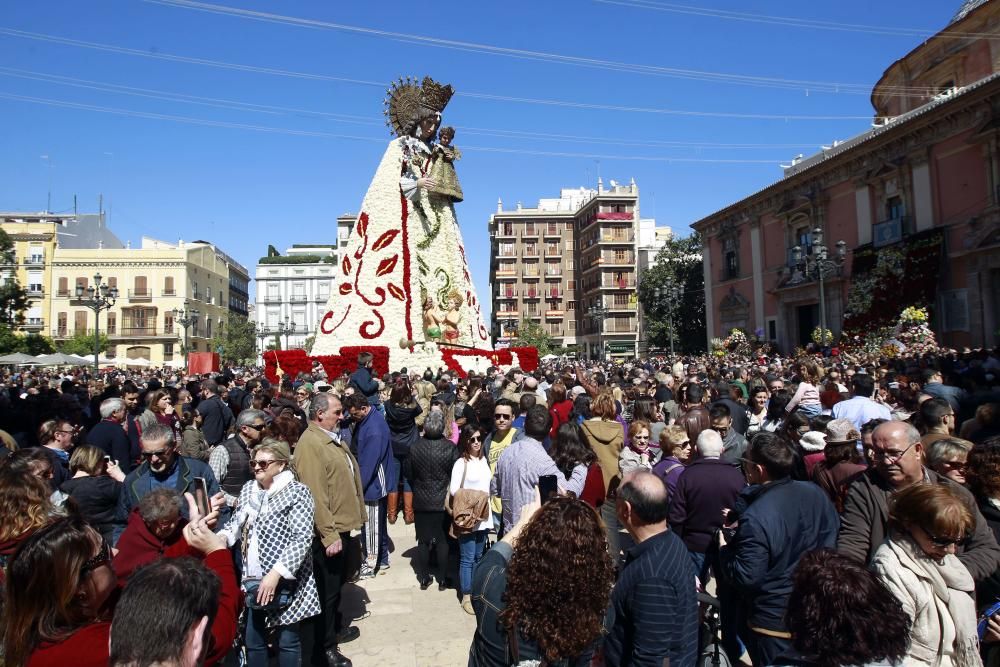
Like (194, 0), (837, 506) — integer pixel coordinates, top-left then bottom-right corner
(61, 475), (123, 543)
(668, 457), (747, 553)
(976, 495), (1000, 608)
(86, 419), (134, 473)
(384, 402), (422, 458)
(404, 436), (458, 512)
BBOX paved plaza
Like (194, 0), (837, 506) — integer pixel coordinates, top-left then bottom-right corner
(340, 520), (478, 667)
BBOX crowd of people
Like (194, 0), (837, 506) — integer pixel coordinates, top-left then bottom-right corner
(0, 344), (999, 666)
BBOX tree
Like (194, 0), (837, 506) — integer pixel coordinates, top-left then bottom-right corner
(0, 327), (55, 355)
(57, 331), (110, 356)
(0, 229), (29, 327)
(302, 334), (316, 354)
(211, 315), (257, 364)
(512, 320), (554, 357)
(638, 232), (706, 354)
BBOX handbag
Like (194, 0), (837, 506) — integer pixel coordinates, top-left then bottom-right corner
(445, 459), (490, 535)
(243, 577), (294, 613)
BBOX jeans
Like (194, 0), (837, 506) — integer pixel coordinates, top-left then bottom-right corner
(392, 453), (412, 492)
(600, 500), (623, 568)
(689, 549), (708, 584)
(362, 497), (389, 567)
(458, 530), (487, 594)
(244, 609), (300, 667)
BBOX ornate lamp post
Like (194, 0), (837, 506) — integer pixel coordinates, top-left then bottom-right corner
(75, 273), (118, 376)
(587, 304), (608, 361)
(277, 318), (297, 350)
(654, 283), (684, 357)
(792, 227), (848, 340)
(172, 305), (200, 355)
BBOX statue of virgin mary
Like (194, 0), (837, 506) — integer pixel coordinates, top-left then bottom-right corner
(312, 76), (492, 370)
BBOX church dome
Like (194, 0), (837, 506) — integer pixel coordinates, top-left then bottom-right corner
(952, 0), (991, 24)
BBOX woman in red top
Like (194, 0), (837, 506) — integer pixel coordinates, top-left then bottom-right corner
(4, 495), (238, 667)
(550, 421), (605, 508)
(548, 382), (574, 441)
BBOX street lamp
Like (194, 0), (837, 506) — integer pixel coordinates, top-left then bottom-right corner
(791, 227), (848, 341)
(277, 318), (297, 350)
(587, 303), (608, 360)
(654, 283), (684, 357)
(172, 305), (200, 355)
(75, 273), (118, 376)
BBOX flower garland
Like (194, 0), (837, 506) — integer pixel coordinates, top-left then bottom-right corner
(264, 346), (390, 385)
(811, 327), (833, 346)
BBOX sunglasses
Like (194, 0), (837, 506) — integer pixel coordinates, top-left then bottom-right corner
(244, 423), (267, 431)
(80, 537), (112, 580)
(141, 448), (172, 459)
(469, 434), (482, 442)
(494, 413), (512, 420)
(250, 459), (281, 470)
(633, 435), (650, 440)
(924, 528), (965, 548)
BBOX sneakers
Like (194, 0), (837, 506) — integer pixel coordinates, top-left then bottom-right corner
(359, 563), (377, 579)
(461, 595), (475, 615)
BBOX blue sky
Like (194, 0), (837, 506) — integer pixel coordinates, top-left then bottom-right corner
(0, 0), (961, 323)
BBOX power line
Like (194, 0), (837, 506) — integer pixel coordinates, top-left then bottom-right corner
(594, 0), (992, 40)
(0, 66), (840, 149)
(0, 29), (877, 121)
(141, 0), (941, 96)
(0, 91), (790, 164)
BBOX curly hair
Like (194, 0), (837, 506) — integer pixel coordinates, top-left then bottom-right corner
(966, 436), (1000, 500)
(0, 463), (55, 542)
(787, 549), (910, 667)
(266, 413), (305, 449)
(500, 498), (613, 663)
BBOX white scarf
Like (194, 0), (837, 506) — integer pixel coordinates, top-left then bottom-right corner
(888, 534), (982, 667)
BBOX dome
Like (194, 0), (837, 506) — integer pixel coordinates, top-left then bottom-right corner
(951, 0), (991, 23)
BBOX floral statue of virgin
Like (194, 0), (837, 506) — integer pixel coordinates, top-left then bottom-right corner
(312, 76), (491, 370)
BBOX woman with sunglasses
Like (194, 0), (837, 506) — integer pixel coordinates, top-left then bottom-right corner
(871, 483), (980, 667)
(4, 499), (237, 667)
(218, 438), (319, 667)
(451, 425), (492, 615)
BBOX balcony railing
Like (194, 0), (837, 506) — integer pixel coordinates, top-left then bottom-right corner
(522, 270), (540, 279)
(23, 318), (44, 329)
(602, 280), (636, 289)
(523, 291), (540, 299)
(600, 234), (635, 244)
(521, 228), (539, 238)
(544, 227), (561, 238)
(162, 289), (177, 296)
(873, 216), (913, 248)
(289, 294), (308, 303)
(606, 301), (636, 311)
(24, 255), (45, 266)
(128, 289), (152, 301)
(26, 287), (43, 297)
(545, 310), (565, 318)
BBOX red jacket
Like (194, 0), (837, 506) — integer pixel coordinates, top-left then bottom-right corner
(549, 399), (574, 440)
(113, 508), (195, 586)
(28, 549), (239, 667)
(579, 463), (606, 508)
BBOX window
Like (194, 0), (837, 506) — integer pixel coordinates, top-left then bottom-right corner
(547, 222), (558, 236)
(525, 243), (537, 256)
(57, 312), (67, 335)
(318, 281), (330, 298)
(614, 249), (628, 263)
(501, 222), (513, 236)
(76, 277), (88, 294)
(723, 237), (739, 280)
(58, 277), (68, 296)
(165, 312), (174, 334)
(569, 320), (576, 331)
(192, 281), (199, 300)
(106, 312), (116, 334)
(524, 222), (536, 236)
(74, 311), (88, 333)
(107, 277), (117, 291)
(887, 196), (903, 220)
(27, 271), (42, 293)
(266, 282), (279, 300)
(613, 293), (629, 306)
(292, 282), (306, 300)
(164, 343), (174, 360)
(568, 301), (576, 311)
(526, 302), (538, 314)
(164, 277), (175, 295)
(205, 319), (212, 339)
(615, 315), (631, 331)
(134, 276), (148, 297)
(499, 242), (514, 256)
(218, 290), (223, 306)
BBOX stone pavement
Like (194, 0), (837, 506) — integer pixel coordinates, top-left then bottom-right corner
(339, 518), (478, 667)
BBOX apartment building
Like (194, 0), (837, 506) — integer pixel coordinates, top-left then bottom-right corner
(254, 215), (354, 355)
(489, 179), (647, 360)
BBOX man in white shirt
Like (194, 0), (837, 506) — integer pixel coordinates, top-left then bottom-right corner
(831, 374), (891, 431)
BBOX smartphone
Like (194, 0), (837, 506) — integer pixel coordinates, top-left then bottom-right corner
(193, 477), (211, 517)
(538, 474), (558, 503)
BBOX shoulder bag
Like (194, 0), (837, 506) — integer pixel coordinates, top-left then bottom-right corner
(445, 459), (490, 536)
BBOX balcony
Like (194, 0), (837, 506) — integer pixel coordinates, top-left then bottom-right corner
(522, 270), (541, 280)
(606, 323), (636, 333)
(606, 301), (636, 312)
(23, 318), (44, 330)
(603, 253), (635, 266)
(545, 310), (565, 318)
(26, 286), (44, 298)
(494, 228), (516, 239)
(521, 228), (539, 239)
(602, 279), (636, 289)
(128, 289), (152, 302)
(499, 290), (518, 299)
(544, 247), (561, 258)
(495, 309), (519, 318)
(544, 227), (561, 239)
(522, 249), (540, 259)
(600, 233), (635, 244)
(546, 290), (563, 299)
(289, 294), (308, 303)
(24, 255), (45, 267)
(495, 266), (517, 277)
(523, 290), (541, 300)
(116, 327), (172, 338)
(873, 216), (913, 248)
(162, 289), (177, 297)
(544, 269), (563, 279)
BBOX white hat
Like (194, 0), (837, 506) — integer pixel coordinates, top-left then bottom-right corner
(799, 431), (827, 452)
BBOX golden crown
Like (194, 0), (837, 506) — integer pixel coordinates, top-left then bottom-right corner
(383, 75), (455, 137)
(420, 76), (454, 113)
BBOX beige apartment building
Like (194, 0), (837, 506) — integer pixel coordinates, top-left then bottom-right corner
(489, 179), (646, 360)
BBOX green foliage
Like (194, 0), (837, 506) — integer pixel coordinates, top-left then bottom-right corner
(512, 320), (553, 357)
(638, 232), (706, 354)
(303, 334), (316, 354)
(0, 229), (29, 327)
(57, 331), (110, 356)
(211, 315), (257, 364)
(23, 334), (55, 355)
(258, 255), (335, 265)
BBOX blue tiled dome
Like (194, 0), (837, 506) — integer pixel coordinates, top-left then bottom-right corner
(952, 0), (991, 23)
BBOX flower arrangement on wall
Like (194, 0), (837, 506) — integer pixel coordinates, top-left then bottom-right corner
(811, 327), (834, 346)
(842, 229), (943, 346)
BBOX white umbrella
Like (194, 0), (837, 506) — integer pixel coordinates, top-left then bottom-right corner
(35, 352), (92, 366)
(540, 354), (558, 361)
(0, 352), (36, 364)
(119, 357), (151, 367)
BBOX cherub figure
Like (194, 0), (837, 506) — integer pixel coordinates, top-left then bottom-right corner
(442, 289), (464, 342)
(423, 295), (443, 341)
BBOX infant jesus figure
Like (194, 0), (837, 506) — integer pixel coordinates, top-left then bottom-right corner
(426, 126), (463, 203)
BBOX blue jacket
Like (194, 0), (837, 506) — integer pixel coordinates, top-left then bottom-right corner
(114, 455), (226, 542)
(719, 478), (838, 633)
(352, 407), (392, 502)
(350, 366), (381, 407)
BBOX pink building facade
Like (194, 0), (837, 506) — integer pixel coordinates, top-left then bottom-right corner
(692, 0), (1000, 353)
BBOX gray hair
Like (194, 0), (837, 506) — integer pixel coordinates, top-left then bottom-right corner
(423, 410), (445, 439)
(141, 423), (174, 448)
(696, 429), (724, 458)
(309, 392), (339, 422)
(236, 408), (266, 429)
(100, 397), (125, 419)
(138, 487), (184, 523)
(926, 437), (973, 468)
